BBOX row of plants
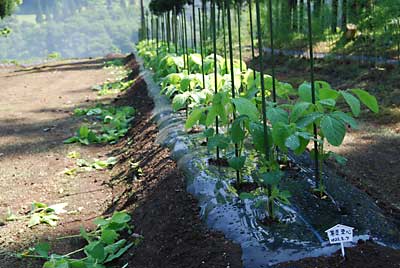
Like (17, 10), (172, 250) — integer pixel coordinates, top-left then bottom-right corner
(20, 211), (142, 268)
(64, 105), (136, 145)
(137, 39), (379, 221)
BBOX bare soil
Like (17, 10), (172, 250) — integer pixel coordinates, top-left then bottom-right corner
(0, 59), (116, 254)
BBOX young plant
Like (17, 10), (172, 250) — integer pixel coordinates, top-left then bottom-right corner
(7, 203), (68, 228)
(293, 81), (379, 195)
(20, 211), (142, 268)
(240, 171), (291, 222)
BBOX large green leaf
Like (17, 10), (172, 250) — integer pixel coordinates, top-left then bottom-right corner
(230, 116), (247, 143)
(232, 97), (259, 121)
(84, 241), (105, 262)
(101, 229), (119, 245)
(317, 81), (339, 100)
(341, 91), (361, 116)
(207, 134), (230, 150)
(260, 171), (283, 186)
(332, 111), (358, 129)
(185, 108), (204, 129)
(266, 107), (289, 125)
(111, 211), (131, 224)
(172, 93), (189, 111)
(320, 115), (346, 146)
(296, 112), (323, 128)
(298, 82), (317, 103)
(228, 156), (246, 171)
(290, 102), (311, 123)
(271, 122), (291, 151)
(285, 134), (300, 150)
(351, 88), (379, 113)
(249, 122), (272, 154)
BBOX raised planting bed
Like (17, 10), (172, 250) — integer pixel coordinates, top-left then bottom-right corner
(135, 50), (400, 268)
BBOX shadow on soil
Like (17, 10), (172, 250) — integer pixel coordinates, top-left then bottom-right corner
(4, 59), (107, 78)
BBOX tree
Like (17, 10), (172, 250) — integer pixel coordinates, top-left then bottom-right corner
(0, 0), (22, 19)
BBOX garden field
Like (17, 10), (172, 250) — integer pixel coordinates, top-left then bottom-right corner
(1, 0), (400, 268)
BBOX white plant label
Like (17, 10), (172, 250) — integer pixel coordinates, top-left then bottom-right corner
(325, 224), (354, 257)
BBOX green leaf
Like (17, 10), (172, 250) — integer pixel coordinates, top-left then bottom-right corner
(266, 107), (289, 125)
(172, 93), (189, 111)
(228, 156), (246, 171)
(205, 105), (218, 127)
(104, 242), (134, 263)
(185, 108), (204, 129)
(239, 192), (256, 200)
(80, 227), (91, 242)
(290, 102), (311, 123)
(249, 122), (272, 154)
(28, 214), (41, 228)
(285, 134), (300, 150)
(180, 77), (191, 91)
(63, 136), (79, 144)
(207, 134), (230, 150)
(320, 115), (346, 146)
(296, 112), (323, 128)
(271, 122), (291, 151)
(34, 242), (50, 258)
(350, 88), (379, 113)
(260, 171), (282, 186)
(298, 82), (315, 103)
(101, 229), (119, 244)
(317, 82), (339, 100)
(328, 151), (348, 165)
(69, 260), (87, 268)
(294, 136), (310, 155)
(111, 212), (131, 224)
(230, 116), (247, 143)
(93, 218), (109, 226)
(332, 111), (358, 129)
(104, 239), (126, 255)
(318, 98), (336, 107)
(84, 241), (105, 262)
(231, 97), (259, 121)
(79, 125), (90, 138)
(202, 128), (215, 138)
(341, 91), (361, 116)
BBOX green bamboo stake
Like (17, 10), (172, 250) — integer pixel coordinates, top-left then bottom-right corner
(167, 11), (171, 52)
(248, 0), (256, 78)
(181, 12), (186, 68)
(198, 8), (206, 87)
(267, 0), (276, 102)
(156, 16), (159, 56)
(212, 0), (220, 160)
(306, 0), (321, 190)
(192, 2), (197, 51)
(222, 1), (228, 73)
(237, 1), (243, 92)
(237, 1), (243, 72)
(256, 0), (273, 217)
(184, 9), (189, 69)
(174, 7), (178, 53)
(227, 0), (240, 184)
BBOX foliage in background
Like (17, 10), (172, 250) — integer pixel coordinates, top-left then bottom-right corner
(0, 0), (140, 60)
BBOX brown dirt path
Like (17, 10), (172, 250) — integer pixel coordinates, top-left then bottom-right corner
(0, 59), (117, 255)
